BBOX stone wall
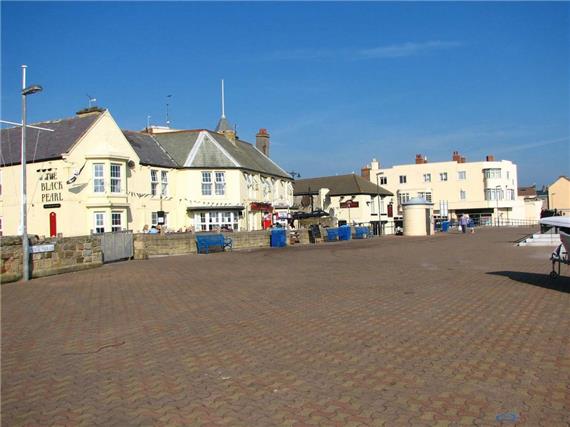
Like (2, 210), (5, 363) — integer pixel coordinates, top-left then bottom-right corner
(1, 229), (312, 282)
(1, 235), (102, 284)
(133, 229), (311, 259)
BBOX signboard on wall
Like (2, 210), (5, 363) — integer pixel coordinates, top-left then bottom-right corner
(340, 200), (359, 209)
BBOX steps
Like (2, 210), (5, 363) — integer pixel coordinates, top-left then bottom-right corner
(517, 232), (561, 247)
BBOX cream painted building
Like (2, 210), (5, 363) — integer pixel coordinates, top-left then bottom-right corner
(362, 151), (532, 226)
(548, 176), (570, 214)
(0, 108), (293, 237)
(293, 174), (392, 233)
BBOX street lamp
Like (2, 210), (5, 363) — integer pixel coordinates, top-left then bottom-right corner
(495, 185), (502, 227)
(21, 65), (43, 281)
(375, 172), (384, 236)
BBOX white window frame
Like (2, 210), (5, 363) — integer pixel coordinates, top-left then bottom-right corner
(484, 169), (502, 179)
(418, 192), (432, 202)
(110, 163), (121, 193)
(399, 175), (407, 184)
(111, 211), (122, 232)
(195, 211), (239, 231)
(439, 172), (448, 181)
(151, 169), (158, 196)
(151, 211), (167, 227)
(161, 171), (168, 197)
(215, 171), (225, 196)
(93, 211), (105, 233)
(201, 171), (212, 196)
(460, 190), (467, 200)
(399, 192), (410, 205)
(423, 173), (431, 183)
(458, 171), (466, 180)
(93, 163), (105, 193)
(379, 176), (387, 185)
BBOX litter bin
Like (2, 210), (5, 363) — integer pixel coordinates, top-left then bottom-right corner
(441, 221), (450, 232)
(338, 225), (352, 241)
(270, 228), (287, 247)
(326, 227), (339, 241)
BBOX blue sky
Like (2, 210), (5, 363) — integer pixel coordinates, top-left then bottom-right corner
(2, 1), (569, 186)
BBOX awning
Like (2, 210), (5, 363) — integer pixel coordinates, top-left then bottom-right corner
(187, 205), (244, 212)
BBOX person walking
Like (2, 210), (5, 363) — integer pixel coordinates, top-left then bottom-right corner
(460, 214), (468, 234)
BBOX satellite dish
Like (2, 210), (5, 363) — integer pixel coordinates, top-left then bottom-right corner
(128, 160), (136, 168)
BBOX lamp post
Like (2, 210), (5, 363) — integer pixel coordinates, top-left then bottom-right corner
(495, 185), (502, 227)
(21, 65), (43, 281)
(375, 173), (383, 236)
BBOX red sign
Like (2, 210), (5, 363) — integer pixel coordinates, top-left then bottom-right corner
(250, 202), (273, 212)
(340, 201), (359, 209)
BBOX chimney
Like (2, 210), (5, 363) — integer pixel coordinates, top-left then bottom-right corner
(460, 156), (466, 163)
(361, 166), (371, 180)
(256, 128), (270, 156)
(415, 154), (425, 164)
(76, 106), (105, 117)
(371, 158), (380, 170)
(486, 154), (495, 161)
(223, 129), (237, 143)
(452, 151), (461, 162)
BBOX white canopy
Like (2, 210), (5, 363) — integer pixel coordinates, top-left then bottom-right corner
(539, 216), (570, 227)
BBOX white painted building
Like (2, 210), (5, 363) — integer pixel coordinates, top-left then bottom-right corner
(362, 151), (534, 227)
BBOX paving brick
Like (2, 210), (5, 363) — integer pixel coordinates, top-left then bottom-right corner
(2, 228), (569, 425)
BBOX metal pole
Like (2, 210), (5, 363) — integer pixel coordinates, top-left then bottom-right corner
(376, 174), (382, 236)
(21, 65), (29, 281)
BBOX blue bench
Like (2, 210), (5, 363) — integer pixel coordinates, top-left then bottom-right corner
(195, 233), (233, 254)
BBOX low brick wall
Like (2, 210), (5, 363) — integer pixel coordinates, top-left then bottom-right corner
(133, 229), (311, 259)
(1, 235), (102, 284)
(1, 229), (312, 282)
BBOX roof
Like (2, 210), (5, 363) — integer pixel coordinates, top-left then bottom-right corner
(151, 130), (292, 179)
(215, 116), (233, 132)
(122, 131), (178, 168)
(0, 113), (101, 166)
(518, 186), (537, 197)
(294, 174), (392, 197)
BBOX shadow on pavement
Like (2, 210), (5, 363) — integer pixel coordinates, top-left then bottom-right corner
(488, 271), (570, 293)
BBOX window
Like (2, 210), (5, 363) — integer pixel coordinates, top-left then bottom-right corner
(111, 211), (122, 232)
(485, 188), (504, 201)
(93, 212), (105, 233)
(93, 163), (104, 193)
(423, 173), (431, 183)
(506, 171), (510, 180)
(195, 211), (239, 231)
(439, 172), (448, 181)
(418, 192), (432, 202)
(110, 163), (121, 193)
(161, 171), (168, 196)
(215, 172), (225, 196)
(484, 169), (501, 179)
(379, 176), (387, 185)
(458, 171), (466, 180)
(262, 177), (271, 196)
(201, 171), (212, 195)
(398, 192), (410, 205)
(399, 175), (407, 184)
(507, 189), (515, 200)
(460, 190), (467, 200)
(151, 170), (158, 196)
(151, 211), (167, 227)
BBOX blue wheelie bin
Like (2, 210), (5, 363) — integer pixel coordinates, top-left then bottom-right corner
(270, 228), (286, 247)
(338, 225), (352, 241)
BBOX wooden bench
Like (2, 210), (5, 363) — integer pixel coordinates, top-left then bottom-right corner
(195, 233), (233, 254)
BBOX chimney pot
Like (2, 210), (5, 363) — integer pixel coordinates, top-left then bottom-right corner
(486, 154), (495, 161)
(256, 128), (270, 157)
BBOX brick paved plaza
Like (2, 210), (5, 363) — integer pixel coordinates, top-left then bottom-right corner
(2, 228), (569, 426)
